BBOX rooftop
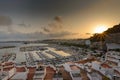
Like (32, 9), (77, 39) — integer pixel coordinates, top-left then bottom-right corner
(44, 66), (56, 80)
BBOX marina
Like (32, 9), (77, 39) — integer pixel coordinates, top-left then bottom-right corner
(0, 43), (73, 67)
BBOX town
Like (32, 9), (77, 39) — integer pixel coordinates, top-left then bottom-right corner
(0, 36), (120, 80)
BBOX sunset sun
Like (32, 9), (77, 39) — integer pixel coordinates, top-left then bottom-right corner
(94, 25), (108, 33)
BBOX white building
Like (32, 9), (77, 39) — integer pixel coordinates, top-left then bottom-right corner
(53, 73), (63, 80)
(105, 51), (120, 66)
(33, 66), (45, 80)
(106, 43), (120, 51)
(11, 72), (28, 80)
(10, 66), (28, 80)
(92, 61), (101, 71)
(63, 63), (81, 80)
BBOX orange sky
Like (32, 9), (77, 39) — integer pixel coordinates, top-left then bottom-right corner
(0, 0), (120, 40)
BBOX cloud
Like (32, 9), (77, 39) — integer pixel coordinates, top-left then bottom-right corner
(0, 31), (46, 41)
(48, 31), (78, 38)
(0, 16), (79, 41)
(0, 16), (12, 26)
(54, 16), (62, 23)
(86, 33), (91, 35)
(41, 27), (51, 33)
(42, 16), (63, 33)
(18, 23), (31, 27)
(0, 30), (79, 41)
(0, 16), (14, 33)
(40, 16), (79, 39)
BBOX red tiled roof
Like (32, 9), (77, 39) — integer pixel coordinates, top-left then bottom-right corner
(70, 65), (80, 70)
(0, 62), (14, 66)
(76, 58), (96, 64)
(114, 70), (120, 75)
(44, 66), (56, 80)
(27, 67), (36, 80)
(101, 63), (111, 68)
(3, 67), (14, 71)
(16, 67), (26, 72)
(59, 66), (72, 80)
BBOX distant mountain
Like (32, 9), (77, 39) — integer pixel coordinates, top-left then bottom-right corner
(104, 24), (120, 34)
(90, 23), (120, 43)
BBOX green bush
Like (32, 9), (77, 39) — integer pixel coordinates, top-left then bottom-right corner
(102, 76), (110, 80)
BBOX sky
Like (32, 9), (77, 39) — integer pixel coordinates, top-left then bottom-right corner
(0, 0), (120, 41)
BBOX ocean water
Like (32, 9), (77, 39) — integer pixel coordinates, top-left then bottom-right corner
(47, 47), (71, 57)
(0, 42), (22, 59)
(0, 42), (22, 47)
(0, 43), (71, 63)
(0, 47), (19, 59)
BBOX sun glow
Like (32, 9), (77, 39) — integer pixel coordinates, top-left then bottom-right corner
(94, 25), (108, 33)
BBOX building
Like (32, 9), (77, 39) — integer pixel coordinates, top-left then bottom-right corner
(106, 43), (120, 51)
(10, 66), (28, 80)
(63, 62), (81, 80)
(33, 66), (45, 80)
(105, 33), (120, 44)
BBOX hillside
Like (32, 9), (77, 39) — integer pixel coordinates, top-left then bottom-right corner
(90, 23), (120, 43)
(104, 24), (120, 34)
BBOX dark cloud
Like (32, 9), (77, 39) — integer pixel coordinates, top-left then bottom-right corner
(0, 15), (78, 41)
(0, 0), (99, 17)
(0, 31), (47, 41)
(0, 16), (12, 26)
(41, 27), (51, 32)
(48, 31), (78, 38)
(54, 16), (62, 23)
(86, 33), (91, 35)
(48, 22), (62, 29)
(18, 22), (31, 27)
(0, 16), (14, 33)
(42, 16), (63, 33)
(40, 16), (79, 39)
(18, 23), (26, 27)
(0, 30), (78, 41)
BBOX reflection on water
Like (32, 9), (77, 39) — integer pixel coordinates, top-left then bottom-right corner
(0, 48), (18, 59)
(47, 47), (70, 57)
(43, 51), (55, 58)
(0, 43), (71, 63)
